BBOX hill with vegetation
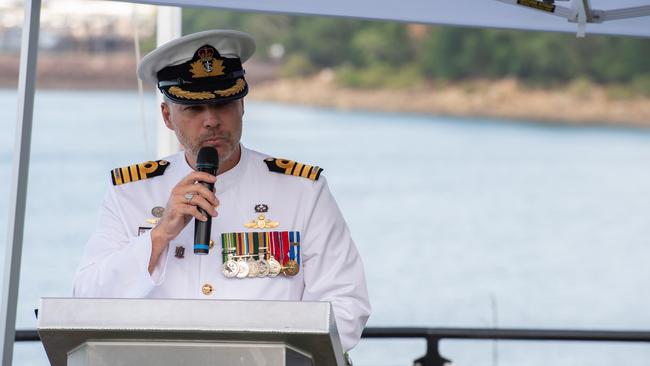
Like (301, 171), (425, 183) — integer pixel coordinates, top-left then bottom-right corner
(180, 9), (650, 95)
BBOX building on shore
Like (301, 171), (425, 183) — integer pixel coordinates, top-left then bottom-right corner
(0, 0), (155, 53)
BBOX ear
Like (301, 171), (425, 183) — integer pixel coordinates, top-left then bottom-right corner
(161, 102), (174, 130)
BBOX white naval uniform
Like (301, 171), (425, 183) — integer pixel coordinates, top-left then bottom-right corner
(73, 145), (371, 351)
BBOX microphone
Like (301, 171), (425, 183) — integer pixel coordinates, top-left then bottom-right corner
(194, 147), (219, 255)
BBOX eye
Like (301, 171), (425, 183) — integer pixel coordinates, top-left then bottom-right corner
(184, 105), (204, 112)
(214, 101), (236, 111)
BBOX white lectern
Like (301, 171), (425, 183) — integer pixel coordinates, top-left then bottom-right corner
(38, 298), (345, 366)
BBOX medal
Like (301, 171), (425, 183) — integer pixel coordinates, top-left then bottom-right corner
(235, 232), (250, 278)
(242, 233), (258, 277)
(257, 259), (270, 277)
(267, 232), (282, 277)
(283, 231), (300, 276)
(244, 204), (279, 229)
(256, 233), (269, 277)
(221, 233), (238, 278)
(236, 259), (250, 278)
(247, 258), (259, 277)
(283, 260), (299, 276)
(268, 257), (282, 277)
(222, 258), (238, 278)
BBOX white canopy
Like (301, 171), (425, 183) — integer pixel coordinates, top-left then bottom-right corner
(116, 0), (650, 38)
(2, 0), (650, 365)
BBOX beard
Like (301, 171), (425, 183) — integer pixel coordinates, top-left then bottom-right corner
(180, 131), (238, 167)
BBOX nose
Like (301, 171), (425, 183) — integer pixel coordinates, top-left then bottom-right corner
(202, 107), (220, 129)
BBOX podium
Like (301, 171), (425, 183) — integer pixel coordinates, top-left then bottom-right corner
(37, 298), (345, 366)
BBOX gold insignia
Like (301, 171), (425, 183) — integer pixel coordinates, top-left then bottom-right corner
(168, 86), (215, 100)
(215, 78), (246, 97)
(189, 46), (225, 78)
(283, 260), (299, 276)
(190, 58), (225, 78)
(245, 214), (279, 230)
(264, 158), (323, 181)
(111, 159), (170, 186)
(167, 79), (246, 101)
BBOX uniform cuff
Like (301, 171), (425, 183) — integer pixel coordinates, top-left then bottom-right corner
(134, 230), (170, 292)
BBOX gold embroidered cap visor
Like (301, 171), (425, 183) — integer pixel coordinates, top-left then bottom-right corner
(137, 30), (256, 105)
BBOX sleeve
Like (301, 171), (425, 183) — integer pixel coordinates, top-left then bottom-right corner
(73, 188), (169, 297)
(300, 177), (371, 352)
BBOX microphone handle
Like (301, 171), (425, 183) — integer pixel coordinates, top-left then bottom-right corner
(193, 180), (215, 255)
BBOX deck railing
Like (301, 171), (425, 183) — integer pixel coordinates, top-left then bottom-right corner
(15, 327), (650, 366)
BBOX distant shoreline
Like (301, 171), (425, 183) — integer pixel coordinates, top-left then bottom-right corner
(2, 54), (649, 127)
(251, 74), (650, 128)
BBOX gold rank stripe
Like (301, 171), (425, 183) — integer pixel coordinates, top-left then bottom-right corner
(111, 159), (170, 186)
(264, 158), (323, 181)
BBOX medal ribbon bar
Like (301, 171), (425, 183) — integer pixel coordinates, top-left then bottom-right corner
(219, 231), (302, 277)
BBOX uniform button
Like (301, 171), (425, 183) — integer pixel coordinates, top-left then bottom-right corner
(209, 239), (214, 249)
(202, 283), (213, 295)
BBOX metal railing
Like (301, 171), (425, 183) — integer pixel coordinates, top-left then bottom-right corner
(15, 327), (650, 366)
(361, 327), (650, 366)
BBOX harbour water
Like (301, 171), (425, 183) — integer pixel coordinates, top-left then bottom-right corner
(1, 89), (650, 365)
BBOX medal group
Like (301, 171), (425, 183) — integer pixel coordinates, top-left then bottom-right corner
(220, 203), (301, 279)
(221, 231), (300, 279)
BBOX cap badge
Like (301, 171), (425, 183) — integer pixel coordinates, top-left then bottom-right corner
(190, 46), (224, 78)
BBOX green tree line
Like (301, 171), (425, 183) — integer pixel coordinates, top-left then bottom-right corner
(181, 9), (650, 92)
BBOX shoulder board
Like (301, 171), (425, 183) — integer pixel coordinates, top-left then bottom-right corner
(111, 159), (170, 186)
(264, 158), (323, 181)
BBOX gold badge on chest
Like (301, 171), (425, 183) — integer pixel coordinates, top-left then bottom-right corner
(146, 206), (165, 225)
(244, 204), (279, 229)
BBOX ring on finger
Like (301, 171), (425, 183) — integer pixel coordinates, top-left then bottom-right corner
(184, 192), (194, 203)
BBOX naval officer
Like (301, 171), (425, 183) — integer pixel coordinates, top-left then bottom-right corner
(73, 29), (371, 353)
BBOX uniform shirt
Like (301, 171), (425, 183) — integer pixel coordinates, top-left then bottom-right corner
(74, 145), (371, 351)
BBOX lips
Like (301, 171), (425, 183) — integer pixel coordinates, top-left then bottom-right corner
(202, 136), (227, 145)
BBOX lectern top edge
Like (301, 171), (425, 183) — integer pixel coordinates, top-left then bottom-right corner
(38, 298), (345, 366)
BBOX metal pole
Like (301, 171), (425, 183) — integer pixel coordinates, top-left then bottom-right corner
(0, 0), (41, 365)
(156, 6), (182, 157)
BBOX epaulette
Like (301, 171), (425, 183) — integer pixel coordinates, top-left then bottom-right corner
(111, 159), (170, 186)
(264, 158), (323, 181)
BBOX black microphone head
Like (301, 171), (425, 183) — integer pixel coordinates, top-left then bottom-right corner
(196, 147), (219, 172)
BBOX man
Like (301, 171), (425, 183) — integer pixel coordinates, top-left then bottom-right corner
(73, 29), (371, 353)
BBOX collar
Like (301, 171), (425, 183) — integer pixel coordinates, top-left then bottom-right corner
(179, 144), (247, 194)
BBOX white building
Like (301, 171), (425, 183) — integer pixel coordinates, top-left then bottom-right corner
(0, 0), (156, 52)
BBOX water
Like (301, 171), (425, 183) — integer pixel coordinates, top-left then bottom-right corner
(2, 89), (650, 365)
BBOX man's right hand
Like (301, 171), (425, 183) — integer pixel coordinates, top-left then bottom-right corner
(148, 171), (219, 273)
